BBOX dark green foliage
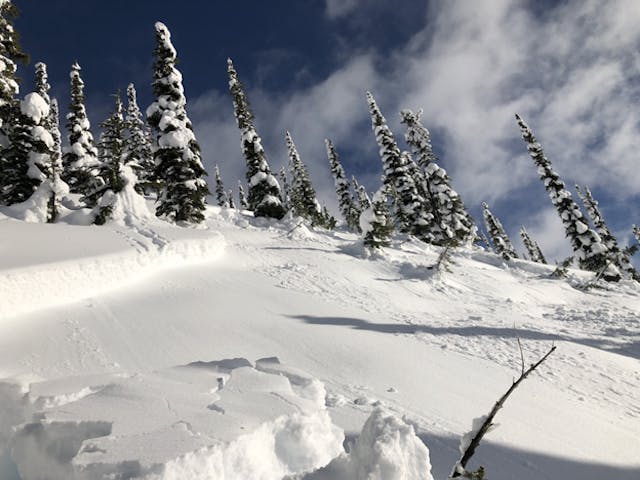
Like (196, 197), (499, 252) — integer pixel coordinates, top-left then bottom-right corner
(520, 226), (547, 264)
(227, 58), (285, 219)
(352, 175), (371, 213)
(482, 202), (517, 261)
(238, 181), (248, 210)
(214, 164), (228, 207)
(366, 92), (432, 242)
(516, 114), (615, 278)
(401, 109), (476, 246)
(285, 131), (327, 226)
(326, 138), (360, 231)
(61, 63), (101, 200)
(576, 184), (637, 281)
(362, 186), (394, 249)
(0, 0), (27, 147)
(124, 83), (154, 195)
(148, 22), (209, 224)
(89, 93), (126, 224)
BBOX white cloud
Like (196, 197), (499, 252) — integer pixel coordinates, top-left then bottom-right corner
(324, 0), (359, 19)
(190, 0), (640, 252)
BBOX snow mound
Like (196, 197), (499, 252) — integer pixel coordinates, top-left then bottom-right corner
(307, 408), (433, 480)
(7, 359), (344, 480)
(0, 220), (225, 319)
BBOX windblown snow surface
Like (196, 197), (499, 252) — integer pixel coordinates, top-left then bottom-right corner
(0, 205), (639, 479)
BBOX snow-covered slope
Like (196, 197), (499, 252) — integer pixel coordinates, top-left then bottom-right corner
(0, 206), (638, 480)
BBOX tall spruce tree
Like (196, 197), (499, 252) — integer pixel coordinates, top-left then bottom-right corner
(2, 88), (51, 205)
(238, 180), (248, 210)
(124, 83), (154, 195)
(214, 164), (229, 207)
(285, 131), (325, 225)
(0, 0), (27, 152)
(366, 92), (432, 242)
(61, 63), (101, 201)
(91, 93), (126, 224)
(401, 109), (476, 245)
(575, 185), (637, 280)
(515, 114), (616, 279)
(227, 58), (285, 219)
(147, 22), (209, 224)
(326, 138), (360, 231)
(633, 225), (640, 245)
(227, 188), (235, 209)
(46, 99), (67, 222)
(520, 226), (547, 264)
(482, 202), (518, 261)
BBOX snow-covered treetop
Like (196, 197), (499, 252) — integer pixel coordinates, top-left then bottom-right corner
(154, 22), (176, 60)
(21, 92), (49, 124)
(34, 62), (50, 105)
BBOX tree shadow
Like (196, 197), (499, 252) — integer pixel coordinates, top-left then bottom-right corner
(290, 315), (640, 359)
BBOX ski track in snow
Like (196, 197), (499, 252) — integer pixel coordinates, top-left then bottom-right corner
(1, 206), (639, 479)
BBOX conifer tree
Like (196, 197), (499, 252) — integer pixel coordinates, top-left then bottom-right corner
(362, 186), (394, 249)
(286, 131), (325, 225)
(0, 0), (27, 152)
(124, 83), (154, 194)
(238, 181), (248, 210)
(326, 138), (360, 231)
(352, 175), (371, 212)
(515, 114), (616, 278)
(61, 63), (101, 201)
(90, 93), (126, 224)
(401, 108), (476, 246)
(482, 202), (518, 261)
(46, 99), (67, 222)
(214, 164), (229, 207)
(147, 22), (209, 224)
(520, 226), (547, 264)
(366, 92), (432, 242)
(227, 189), (235, 209)
(227, 58), (285, 219)
(633, 225), (640, 245)
(2, 84), (52, 205)
(575, 185), (637, 280)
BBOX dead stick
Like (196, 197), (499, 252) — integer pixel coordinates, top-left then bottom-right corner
(451, 344), (556, 477)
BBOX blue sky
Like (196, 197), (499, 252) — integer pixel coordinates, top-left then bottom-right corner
(14, 0), (640, 263)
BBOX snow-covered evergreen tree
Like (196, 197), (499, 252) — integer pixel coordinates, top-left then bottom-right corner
(326, 138), (360, 231)
(91, 93), (126, 224)
(0, 0), (27, 151)
(45, 99), (68, 222)
(366, 92), (432, 242)
(1, 88), (52, 205)
(352, 175), (371, 213)
(124, 83), (154, 195)
(214, 164), (229, 207)
(633, 225), (640, 245)
(238, 181), (248, 210)
(147, 22), (209, 224)
(227, 58), (285, 219)
(401, 108), (476, 246)
(286, 131), (325, 225)
(361, 186), (394, 249)
(61, 63), (101, 201)
(515, 114), (616, 278)
(576, 184), (637, 280)
(520, 226), (547, 264)
(482, 202), (517, 261)
(227, 189), (235, 209)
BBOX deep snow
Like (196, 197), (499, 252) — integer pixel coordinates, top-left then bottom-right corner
(0, 204), (638, 479)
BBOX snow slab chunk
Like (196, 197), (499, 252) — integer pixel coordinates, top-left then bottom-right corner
(8, 359), (344, 480)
